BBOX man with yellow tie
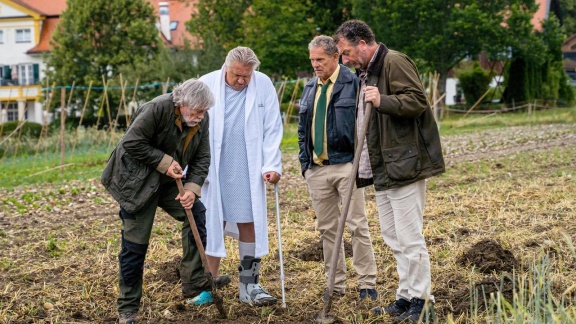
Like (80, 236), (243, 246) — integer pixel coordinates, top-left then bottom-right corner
(298, 35), (378, 300)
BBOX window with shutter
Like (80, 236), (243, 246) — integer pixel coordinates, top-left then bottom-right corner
(18, 64), (34, 85)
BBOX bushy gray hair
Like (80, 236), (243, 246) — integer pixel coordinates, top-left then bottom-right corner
(308, 35), (339, 56)
(172, 78), (214, 111)
(224, 46), (261, 69)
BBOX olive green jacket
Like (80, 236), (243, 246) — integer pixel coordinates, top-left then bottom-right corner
(358, 44), (445, 190)
(101, 93), (210, 213)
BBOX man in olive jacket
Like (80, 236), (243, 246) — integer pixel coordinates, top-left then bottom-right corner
(334, 20), (445, 324)
(101, 79), (213, 324)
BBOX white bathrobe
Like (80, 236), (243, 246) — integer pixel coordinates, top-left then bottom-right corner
(200, 66), (283, 258)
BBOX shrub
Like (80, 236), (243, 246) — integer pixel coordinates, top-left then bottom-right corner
(457, 63), (493, 107)
(0, 121), (43, 138)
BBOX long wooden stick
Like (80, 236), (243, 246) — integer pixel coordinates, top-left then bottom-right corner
(463, 87), (492, 117)
(0, 122), (26, 146)
(71, 81), (93, 156)
(59, 87), (66, 174)
(323, 102), (373, 317)
(174, 178), (226, 317)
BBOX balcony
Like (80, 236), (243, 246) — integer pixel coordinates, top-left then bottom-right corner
(0, 83), (42, 101)
(0, 79), (41, 86)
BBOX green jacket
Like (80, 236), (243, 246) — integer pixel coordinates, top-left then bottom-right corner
(358, 44), (445, 190)
(101, 93), (210, 213)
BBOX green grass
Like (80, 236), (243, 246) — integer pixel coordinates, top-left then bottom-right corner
(1, 106), (574, 189)
(438, 106), (576, 135)
(281, 105), (576, 151)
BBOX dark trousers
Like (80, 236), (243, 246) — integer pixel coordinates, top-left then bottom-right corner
(116, 182), (207, 314)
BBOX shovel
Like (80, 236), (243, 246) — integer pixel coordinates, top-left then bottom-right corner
(315, 102), (373, 324)
(175, 178), (226, 318)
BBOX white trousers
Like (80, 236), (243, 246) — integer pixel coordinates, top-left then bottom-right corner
(375, 179), (434, 302)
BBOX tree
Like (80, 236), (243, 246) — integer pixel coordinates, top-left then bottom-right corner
(503, 16), (575, 104)
(187, 0), (252, 75)
(46, 0), (160, 126)
(557, 0), (576, 35)
(457, 63), (493, 107)
(308, 0), (353, 36)
(241, 0), (315, 78)
(350, 0), (539, 93)
(48, 0), (159, 86)
(188, 0), (353, 78)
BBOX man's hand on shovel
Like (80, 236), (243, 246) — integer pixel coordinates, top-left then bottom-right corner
(175, 187), (195, 210)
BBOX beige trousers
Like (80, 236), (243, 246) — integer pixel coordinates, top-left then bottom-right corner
(305, 163), (377, 293)
(375, 179), (434, 302)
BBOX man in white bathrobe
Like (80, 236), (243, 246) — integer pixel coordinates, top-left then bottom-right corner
(199, 46), (283, 306)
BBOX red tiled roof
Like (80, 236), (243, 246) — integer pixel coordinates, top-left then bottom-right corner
(147, 0), (199, 48)
(10, 0), (67, 16)
(27, 17), (59, 53)
(11, 0), (198, 51)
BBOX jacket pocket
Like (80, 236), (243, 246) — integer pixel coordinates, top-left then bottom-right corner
(119, 153), (152, 199)
(333, 98), (356, 151)
(382, 144), (421, 181)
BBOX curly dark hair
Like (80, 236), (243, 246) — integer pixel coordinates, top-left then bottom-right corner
(333, 19), (376, 46)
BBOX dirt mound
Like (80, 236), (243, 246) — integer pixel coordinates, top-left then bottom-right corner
(154, 256), (182, 284)
(294, 238), (352, 262)
(436, 275), (515, 316)
(458, 239), (518, 273)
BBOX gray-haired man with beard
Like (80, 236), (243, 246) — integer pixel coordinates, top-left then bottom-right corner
(101, 78), (214, 324)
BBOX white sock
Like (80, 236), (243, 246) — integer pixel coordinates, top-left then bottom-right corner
(239, 241), (256, 260)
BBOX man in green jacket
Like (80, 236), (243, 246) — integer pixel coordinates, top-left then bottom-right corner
(101, 79), (214, 324)
(334, 20), (445, 323)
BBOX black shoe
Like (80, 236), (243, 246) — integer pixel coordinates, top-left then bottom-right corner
(359, 288), (378, 301)
(393, 298), (434, 323)
(372, 298), (410, 316)
(119, 310), (139, 324)
(214, 275), (230, 289)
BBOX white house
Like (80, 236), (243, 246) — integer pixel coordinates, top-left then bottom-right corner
(0, 0), (65, 124)
(0, 0), (198, 125)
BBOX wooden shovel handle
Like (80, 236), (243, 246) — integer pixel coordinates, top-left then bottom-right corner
(323, 102), (373, 314)
(175, 179), (210, 273)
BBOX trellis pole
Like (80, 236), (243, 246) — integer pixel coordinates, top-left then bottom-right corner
(71, 80), (93, 156)
(59, 86), (66, 174)
(284, 78), (302, 125)
(53, 81), (75, 154)
(127, 78), (139, 126)
(102, 76), (113, 126)
(95, 78), (110, 128)
(33, 82), (56, 167)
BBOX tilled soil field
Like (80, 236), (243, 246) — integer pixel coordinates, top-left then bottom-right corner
(1, 123), (575, 323)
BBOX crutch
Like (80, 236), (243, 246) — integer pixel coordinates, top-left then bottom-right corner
(274, 183), (287, 308)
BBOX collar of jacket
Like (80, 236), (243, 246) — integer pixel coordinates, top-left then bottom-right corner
(361, 43), (390, 78)
(174, 104), (183, 132)
(307, 63), (355, 89)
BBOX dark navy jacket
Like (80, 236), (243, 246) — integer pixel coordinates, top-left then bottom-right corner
(298, 65), (358, 176)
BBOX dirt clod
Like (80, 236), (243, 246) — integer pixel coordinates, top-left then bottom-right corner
(458, 239), (518, 273)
